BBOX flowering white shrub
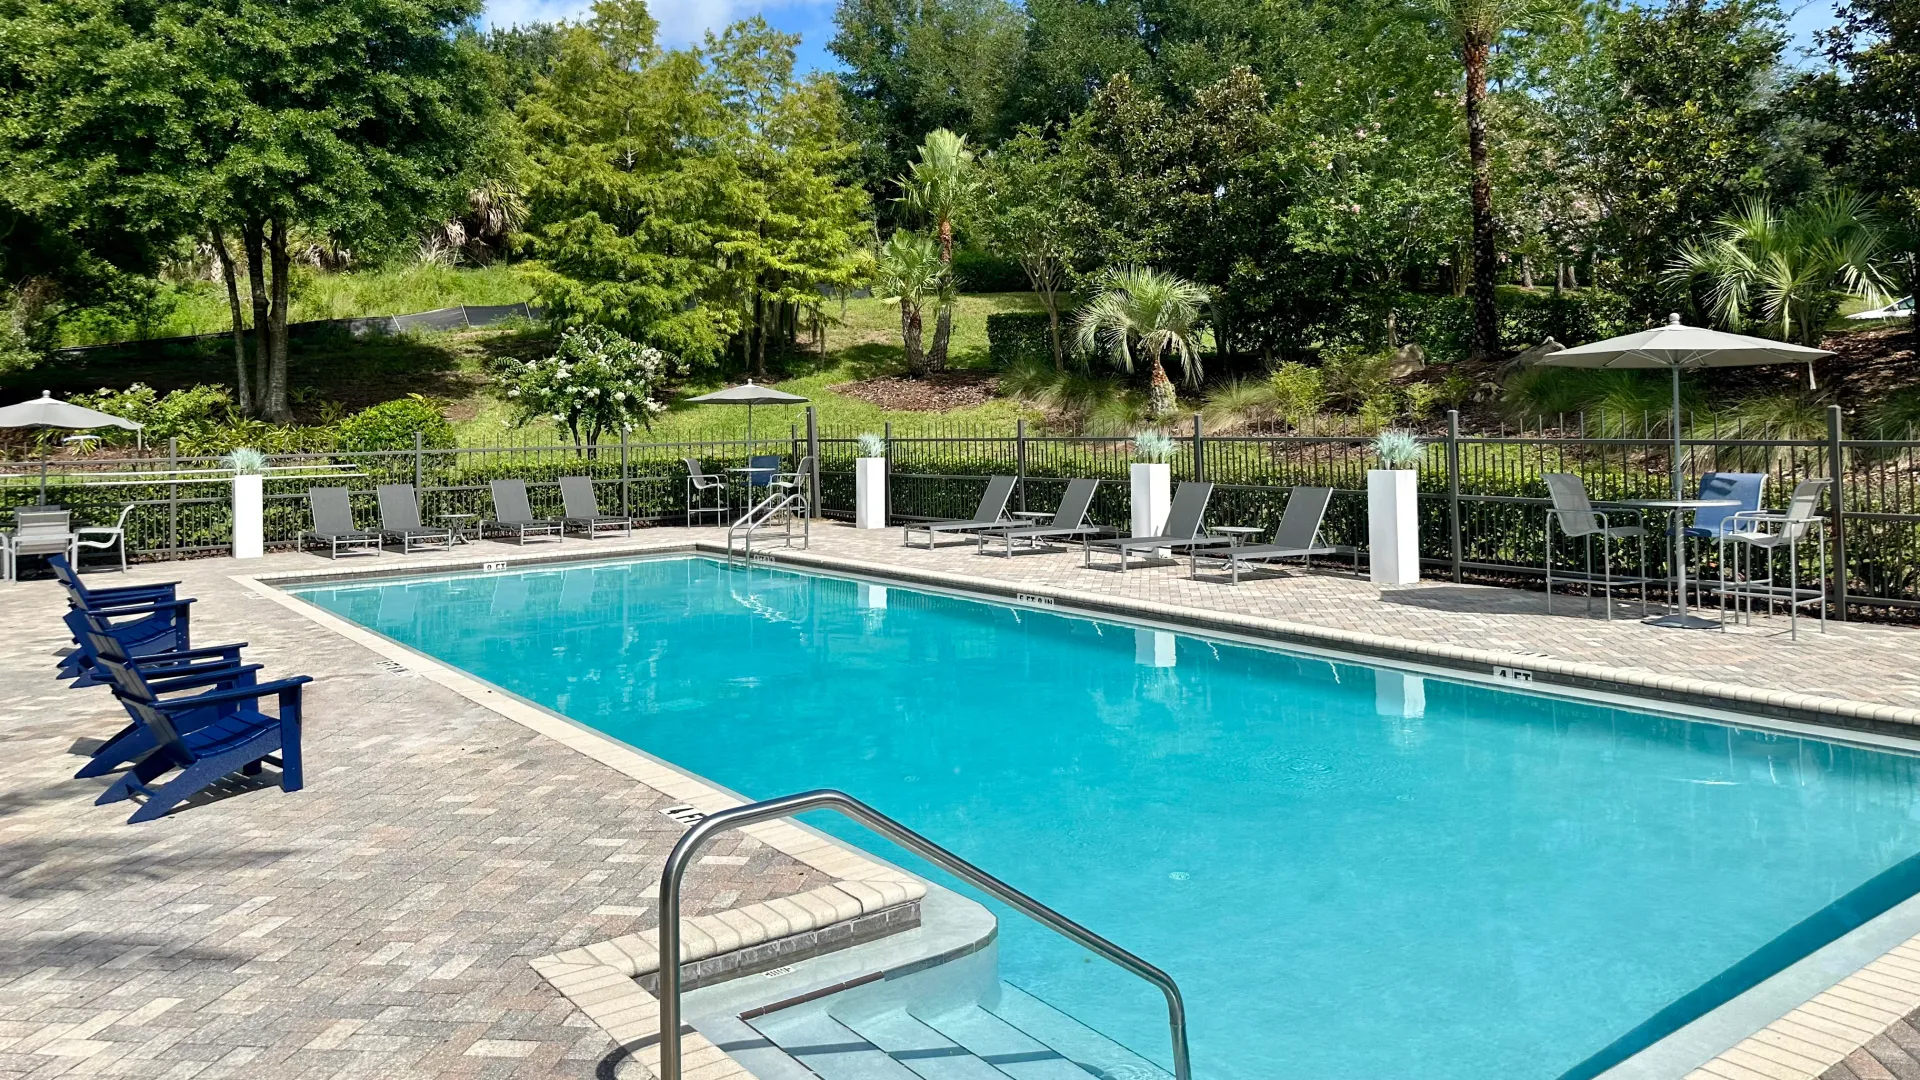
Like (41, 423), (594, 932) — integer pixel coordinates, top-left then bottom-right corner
(499, 325), (683, 449)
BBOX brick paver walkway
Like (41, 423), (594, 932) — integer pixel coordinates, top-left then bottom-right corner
(5, 521), (1920, 1080)
(790, 524), (1920, 716)
(0, 533), (821, 1079)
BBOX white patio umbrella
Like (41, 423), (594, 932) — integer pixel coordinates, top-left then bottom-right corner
(683, 380), (808, 445)
(0, 391), (145, 501)
(1536, 314), (1831, 499)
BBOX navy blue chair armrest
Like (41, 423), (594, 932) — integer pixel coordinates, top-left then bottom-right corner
(147, 663), (264, 693)
(149, 676), (313, 712)
(86, 598), (195, 618)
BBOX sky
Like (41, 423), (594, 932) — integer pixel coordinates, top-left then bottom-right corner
(478, 0), (1842, 79)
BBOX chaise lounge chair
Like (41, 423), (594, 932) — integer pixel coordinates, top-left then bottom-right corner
(559, 476), (634, 538)
(901, 475), (1018, 549)
(1082, 481), (1225, 572)
(1189, 486), (1357, 584)
(299, 487), (381, 559)
(90, 649), (311, 824)
(376, 484), (455, 554)
(484, 479), (564, 544)
(974, 479), (1106, 556)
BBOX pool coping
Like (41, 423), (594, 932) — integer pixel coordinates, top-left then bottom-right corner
(244, 540), (1920, 1080)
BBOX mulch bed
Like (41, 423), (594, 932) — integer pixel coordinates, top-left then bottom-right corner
(830, 371), (1001, 411)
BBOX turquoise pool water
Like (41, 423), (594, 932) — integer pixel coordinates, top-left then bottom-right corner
(297, 556), (1920, 1080)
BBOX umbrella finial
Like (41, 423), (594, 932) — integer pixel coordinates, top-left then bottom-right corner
(39, 390), (51, 398)
(1668, 313), (1682, 325)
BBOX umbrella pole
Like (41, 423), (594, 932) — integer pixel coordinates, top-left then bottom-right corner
(1671, 366), (1683, 501)
(38, 458), (48, 504)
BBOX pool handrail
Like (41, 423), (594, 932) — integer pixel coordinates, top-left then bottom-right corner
(656, 788), (1193, 1080)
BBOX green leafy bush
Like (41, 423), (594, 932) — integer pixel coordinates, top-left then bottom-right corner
(952, 248), (1030, 293)
(498, 325), (681, 449)
(986, 312), (1054, 367)
(1269, 363), (1326, 428)
(334, 395), (455, 451)
(68, 382), (233, 446)
(1320, 290), (1642, 365)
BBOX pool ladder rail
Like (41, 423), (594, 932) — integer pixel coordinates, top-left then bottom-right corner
(725, 459), (811, 563)
(654, 788), (1195, 1080)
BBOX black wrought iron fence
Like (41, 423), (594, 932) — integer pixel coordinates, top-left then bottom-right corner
(7, 406), (1920, 619)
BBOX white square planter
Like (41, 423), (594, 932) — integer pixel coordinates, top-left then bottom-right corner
(1367, 468), (1419, 586)
(232, 473), (264, 559)
(854, 457), (887, 529)
(1130, 462), (1170, 544)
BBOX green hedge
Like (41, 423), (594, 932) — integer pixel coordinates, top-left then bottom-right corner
(987, 312), (1055, 368)
(1323, 290), (1641, 365)
(952, 248), (1029, 293)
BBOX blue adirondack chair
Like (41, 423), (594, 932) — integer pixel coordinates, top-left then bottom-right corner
(72, 621), (258, 778)
(56, 596), (196, 686)
(89, 651), (311, 824)
(48, 553), (177, 607)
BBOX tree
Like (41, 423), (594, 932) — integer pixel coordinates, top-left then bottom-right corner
(975, 130), (1082, 369)
(1074, 265), (1211, 420)
(894, 128), (980, 373)
(1589, 0), (1785, 287)
(1800, 0), (1920, 330)
(519, 2), (868, 375)
(1666, 192), (1889, 345)
(872, 231), (955, 376)
(499, 325), (683, 451)
(1432, 0), (1557, 360)
(828, 0), (1024, 189)
(0, 0), (495, 421)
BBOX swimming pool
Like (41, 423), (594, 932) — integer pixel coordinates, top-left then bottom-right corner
(296, 556), (1920, 1080)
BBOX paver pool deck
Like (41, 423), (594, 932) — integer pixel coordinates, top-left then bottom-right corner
(5, 523), (1920, 1080)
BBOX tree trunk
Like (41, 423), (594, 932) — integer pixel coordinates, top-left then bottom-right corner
(928, 215), (955, 371)
(753, 291), (768, 379)
(901, 303), (927, 376)
(243, 219), (269, 417)
(262, 215), (293, 422)
(928, 306), (952, 374)
(1145, 353), (1177, 420)
(1521, 254), (1534, 289)
(1463, 28), (1500, 362)
(209, 223), (251, 412)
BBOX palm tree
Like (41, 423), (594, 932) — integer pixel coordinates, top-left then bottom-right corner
(1434, 0), (1545, 362)
(1074, 265), (1210, 421)
(873, 231), (956, 377)
(1665, 192), (1889, 347)
(895, 129), (980, 373)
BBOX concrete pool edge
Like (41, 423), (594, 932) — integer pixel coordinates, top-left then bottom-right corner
(245, 543), (1920, 1080)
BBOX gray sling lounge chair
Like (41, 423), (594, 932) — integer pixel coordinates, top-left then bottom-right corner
(1189, 486), (1357, 584)
(1083, 481), (1225, 572)
(376, 484), (455, 554)
(299, 487), (380, 559)
(559, 476), (634, 538)
(975, 479), (1105, 556)
(485, 479), (564, 544)
(901, 475), (1017, 548)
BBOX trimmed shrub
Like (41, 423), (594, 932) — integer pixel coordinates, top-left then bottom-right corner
(952, 248), (1029, 293)
(987, 312), (1055, 368)
(335, 395), (455, 451)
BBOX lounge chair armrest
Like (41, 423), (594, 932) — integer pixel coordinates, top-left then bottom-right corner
(150, 675), (313, 711)
(77, 581), (177, 599)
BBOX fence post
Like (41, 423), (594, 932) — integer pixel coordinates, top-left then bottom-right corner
(1827, 404), (1849, 621)
(621, 427), (631, 520)
(884, 421), (893, 525)
(1446, 409), (1463, 583)
(413, 430), (424, 492)
(805, 407), (821, 519)
(1016, 418), (1027, 513)
(1191, 414), (1205, 482)
(167, 437), (179, 557)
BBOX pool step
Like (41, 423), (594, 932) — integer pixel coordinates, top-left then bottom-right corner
(746, 981), (1165, 1080)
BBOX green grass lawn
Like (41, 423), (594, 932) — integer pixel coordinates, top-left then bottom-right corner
(57, 264), (535, 347)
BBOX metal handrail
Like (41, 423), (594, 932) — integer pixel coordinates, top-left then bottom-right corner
(655, 789), (1192, 1080)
